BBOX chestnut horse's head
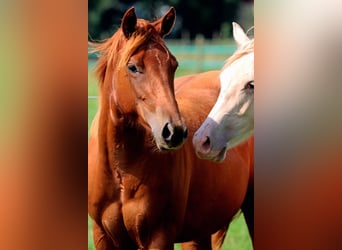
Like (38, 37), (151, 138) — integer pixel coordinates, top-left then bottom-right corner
(92, 7), (187, 151)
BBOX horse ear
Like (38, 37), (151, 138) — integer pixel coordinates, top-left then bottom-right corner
(232, 22), (250, 48)
(155, 7), (176, 37)
(121, 7), (137, 39)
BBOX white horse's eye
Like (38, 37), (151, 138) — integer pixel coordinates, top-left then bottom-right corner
(244, 80), (254, 90)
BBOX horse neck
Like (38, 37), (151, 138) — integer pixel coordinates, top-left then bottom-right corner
(97, 48), (161, 173)
(98, 87), (151, 167)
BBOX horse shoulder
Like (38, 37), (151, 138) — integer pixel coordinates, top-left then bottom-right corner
(88, 109), (122, 221)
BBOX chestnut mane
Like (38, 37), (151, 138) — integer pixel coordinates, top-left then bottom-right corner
(89, 20), (171, 85)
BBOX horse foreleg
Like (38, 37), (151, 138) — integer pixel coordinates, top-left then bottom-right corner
(181, 236), (211, 250)
(211, 224), (229, 250)
(92, 221), (116, 250)
(146, 229), (175, 250)
(101, 202), (137, 249)
(241, 184), (254, 244)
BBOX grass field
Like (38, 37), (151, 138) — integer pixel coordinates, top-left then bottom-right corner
(88, 51), (252, 249)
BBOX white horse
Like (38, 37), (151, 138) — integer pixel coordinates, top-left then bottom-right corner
(193, 22), (254, 162)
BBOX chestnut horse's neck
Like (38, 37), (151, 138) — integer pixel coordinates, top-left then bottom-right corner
(98, 94), (149, 167)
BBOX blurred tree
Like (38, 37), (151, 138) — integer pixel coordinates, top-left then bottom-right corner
(88, 0), (129, 40)
(88, 0), (248, 40)
(177, 0), (240, 39)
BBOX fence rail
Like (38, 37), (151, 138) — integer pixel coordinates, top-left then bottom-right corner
(89, 40), (236, 70)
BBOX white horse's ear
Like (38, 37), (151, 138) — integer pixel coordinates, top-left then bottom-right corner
(232, 22), (250, 48)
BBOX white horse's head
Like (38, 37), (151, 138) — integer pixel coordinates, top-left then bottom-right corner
(193, 22), (254, 162)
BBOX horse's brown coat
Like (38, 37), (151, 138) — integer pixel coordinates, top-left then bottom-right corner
(88, 7), (253, 250)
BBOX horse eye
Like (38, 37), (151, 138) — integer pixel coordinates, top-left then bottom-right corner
(128, 64), (138, 73)
(245, 81), (254, 90)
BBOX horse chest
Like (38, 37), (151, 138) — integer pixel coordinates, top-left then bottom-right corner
(113, 153), (190, 240)
(118, 172), (182, 247)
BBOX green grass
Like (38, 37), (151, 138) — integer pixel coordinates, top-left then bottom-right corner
(88, 63), (252, 249)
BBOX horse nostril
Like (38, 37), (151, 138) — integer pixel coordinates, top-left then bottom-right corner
(162, 123), (187, 148)
(162, 123), (172, 141)
(201, 136), (211, 152)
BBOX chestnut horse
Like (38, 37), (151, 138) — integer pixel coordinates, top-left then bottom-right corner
(88, 8), (253, 249)
(192, 22), (254, 242)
